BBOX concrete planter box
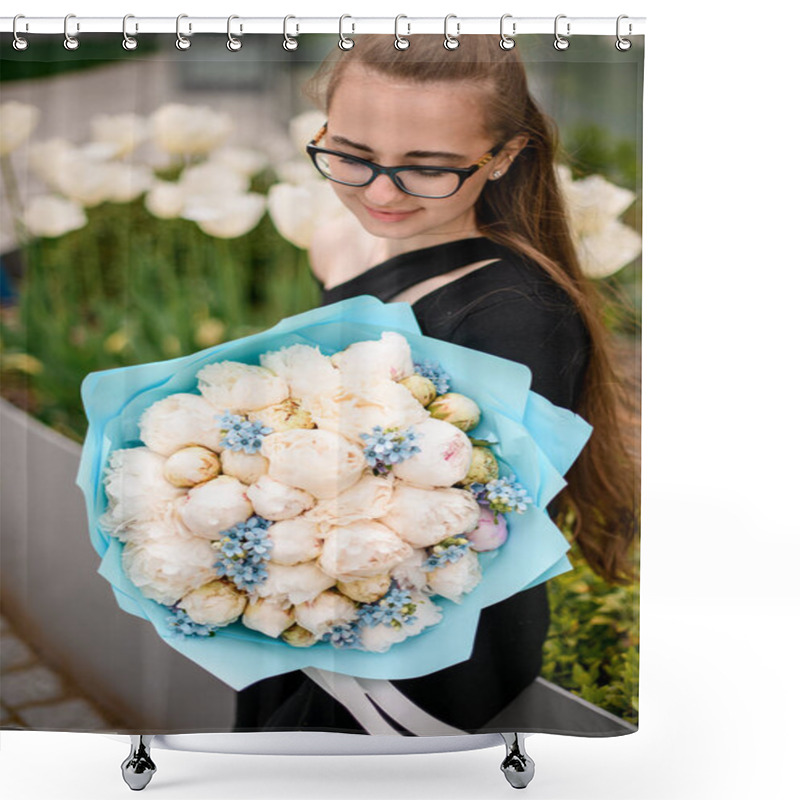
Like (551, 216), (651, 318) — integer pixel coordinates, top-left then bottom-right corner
(0, 398), (634, 737)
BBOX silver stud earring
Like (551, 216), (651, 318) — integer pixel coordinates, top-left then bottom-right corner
(492, 170), (503, 179)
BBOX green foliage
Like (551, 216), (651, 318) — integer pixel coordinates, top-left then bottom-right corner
(563, 123), (639, 191)
(541, 539), (640, 725)
(0, 195), (320, 442)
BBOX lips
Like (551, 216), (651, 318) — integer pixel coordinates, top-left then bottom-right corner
(363, 205), (420, 223)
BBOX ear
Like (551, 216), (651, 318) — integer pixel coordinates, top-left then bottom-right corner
(500, 133), (530, 164)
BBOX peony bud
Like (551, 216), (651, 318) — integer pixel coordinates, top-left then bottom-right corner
(337, 574), (392, 604)
(163, 446), (221, 487)
(242, 598), (295, 638)
(281, 624), (318, 648)
(399, 374), (437, 407)
(219, 449), (269, 485)
(248, 397), (315, 431)
(294, 590), (359, 636)
(178, 580), (246, 627)
(426, 392), (481, 432)
(458, 446), (499, 486)
(464, 505), (508, 551)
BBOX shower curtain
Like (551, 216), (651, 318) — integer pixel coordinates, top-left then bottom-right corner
(0, 26), (642, 740)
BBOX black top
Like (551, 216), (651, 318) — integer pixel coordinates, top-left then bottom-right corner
(234, 236), (590, 735)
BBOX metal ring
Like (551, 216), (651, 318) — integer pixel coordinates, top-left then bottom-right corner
(554, 14), (570, 50)
(64, 13), (79, 51)
(227, 15), (242, 51)
(394, 15), (410, 50)
(122, 14), (138, 51)
(283, 15), (299, 51)
(443, 14), (460, 50)
(176, 13), (191, 50)
(499, 14), (515, 50)
(615, 14), (632, 51)
(12, 15), (28, 51)
(338, 15), (355, 50)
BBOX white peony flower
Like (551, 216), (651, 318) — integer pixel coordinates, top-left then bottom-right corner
(337, 574), (392, 604)
(253, 561), (337, 606)
(220, 449), (269, 485)
(557, 165), (642, 279)
(260, 343), (340, 407)
(177, 475), (253, 539)
(248, 397), (315, 432)
(309, 379), (430, 443)
(318, 520), (412, 581)
(427, 549), (482, 603)
(183, 191), (269, 239)
(261, 428), (366, 499)
(121, 535), (217, 606)
(119, 507), (195, 545)
(0, 101), (40, 156)
(400, 594), (443, 636)
(390, 548), (431, 593)
(207, 145), (269, 178)
(196, 361), (288, 412)
(242, 598), (295, 637)
(266, 179), (347, 249)
(305, 472), (394, 531)
(149, 103), (234, 156)
(390, 417), (472, 488)
(90, 112), (150, 158)
(330, 332), (415, 387)
(265, 515), (325, 565)
(101, 447), (184, 532)
(163, 446), (221, 488)
(178, 580), (247, 627)
(358, 594), (442, 653)
(22, 195), (87, 238)
(139, 393), (223, 456)
(293, 590), (359, 637)
(380, 484), (480, 548)
(245, 475), (315, 520)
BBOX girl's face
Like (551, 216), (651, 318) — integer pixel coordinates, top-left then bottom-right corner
(325, 64), (512, 248)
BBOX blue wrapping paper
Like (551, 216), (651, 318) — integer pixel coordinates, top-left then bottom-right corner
(77, 295), (591, 690)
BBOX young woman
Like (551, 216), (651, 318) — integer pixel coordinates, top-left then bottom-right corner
(234, 34), (638, 735)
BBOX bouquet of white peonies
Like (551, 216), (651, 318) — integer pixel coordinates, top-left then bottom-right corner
(100, 329), (534, 654)
(78, 296), (590, 687)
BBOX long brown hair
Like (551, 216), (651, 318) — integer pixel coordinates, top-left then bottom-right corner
(304, 35), (640, 585)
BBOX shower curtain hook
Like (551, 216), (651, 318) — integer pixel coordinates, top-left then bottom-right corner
(615, 15), (632, 51)
(227, 15), (242, 51)
(338, 15), (355, 50)
(499, 14), (516, 50)
(175, 14), (191, 50)
(122, 15), (138, 51)
(64, 13), (80, 51)
(443, 14), (460, 50)
(554, 14), (570, 50)
(283, 15), (299, 51)
(394, 15), (410, 50)
(12, 15), (28, 51)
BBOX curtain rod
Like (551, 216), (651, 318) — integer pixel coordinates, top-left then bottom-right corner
(1, 15), (646, 38)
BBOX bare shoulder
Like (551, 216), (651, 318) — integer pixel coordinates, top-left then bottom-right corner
(309, 215), (383, 288)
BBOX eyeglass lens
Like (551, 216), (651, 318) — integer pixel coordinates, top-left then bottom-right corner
(315, 151), (462, 198)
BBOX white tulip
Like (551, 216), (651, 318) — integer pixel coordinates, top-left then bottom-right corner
(208, 146), (269, 177)
(150, 103), (234, 156)
(246, 475), (315, 520)
(90, 112), (150, 158)
(139, 393), (223, 456)
(177, 475), (253, 539)
(294, 590), (359, 637)
(289, 110), (327, 155)
(163, 446), (221, 488)
(144, 179), (186, 219)
(253, 561), (337, 606)
(121, 535), (217, 606)
(242, 598), (295, 638)
(391, 417), (472, 488)
(178, 580), (247, 627)
(319, 520), (412, 581)
(265, 516), (325, 565)
(196, 361), (289, 413)
(102, 162), (154, 203)
(266, 180), (346, 249)
(380, 484), (480, 548)
(261, 428), (366, 499)
(0, 101), (40, 156)
(27, 138), (77, 189)
(22, 195), (87, 238)
(577, 219), (643, 280)
(274, 160), (319, 185)
(426, 549), (482, 604)
(220, 449), (269, 485)
(187, 193), (269, 239)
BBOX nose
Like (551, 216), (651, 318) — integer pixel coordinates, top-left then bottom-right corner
(363, 173), (405, 206)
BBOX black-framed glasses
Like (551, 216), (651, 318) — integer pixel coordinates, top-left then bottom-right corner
(306, 122), (505, 199)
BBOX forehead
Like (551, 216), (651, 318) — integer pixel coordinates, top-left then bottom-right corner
(327, 64), (489, 153)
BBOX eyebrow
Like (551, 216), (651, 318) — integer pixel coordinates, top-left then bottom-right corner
(329, 134), (466, 163)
